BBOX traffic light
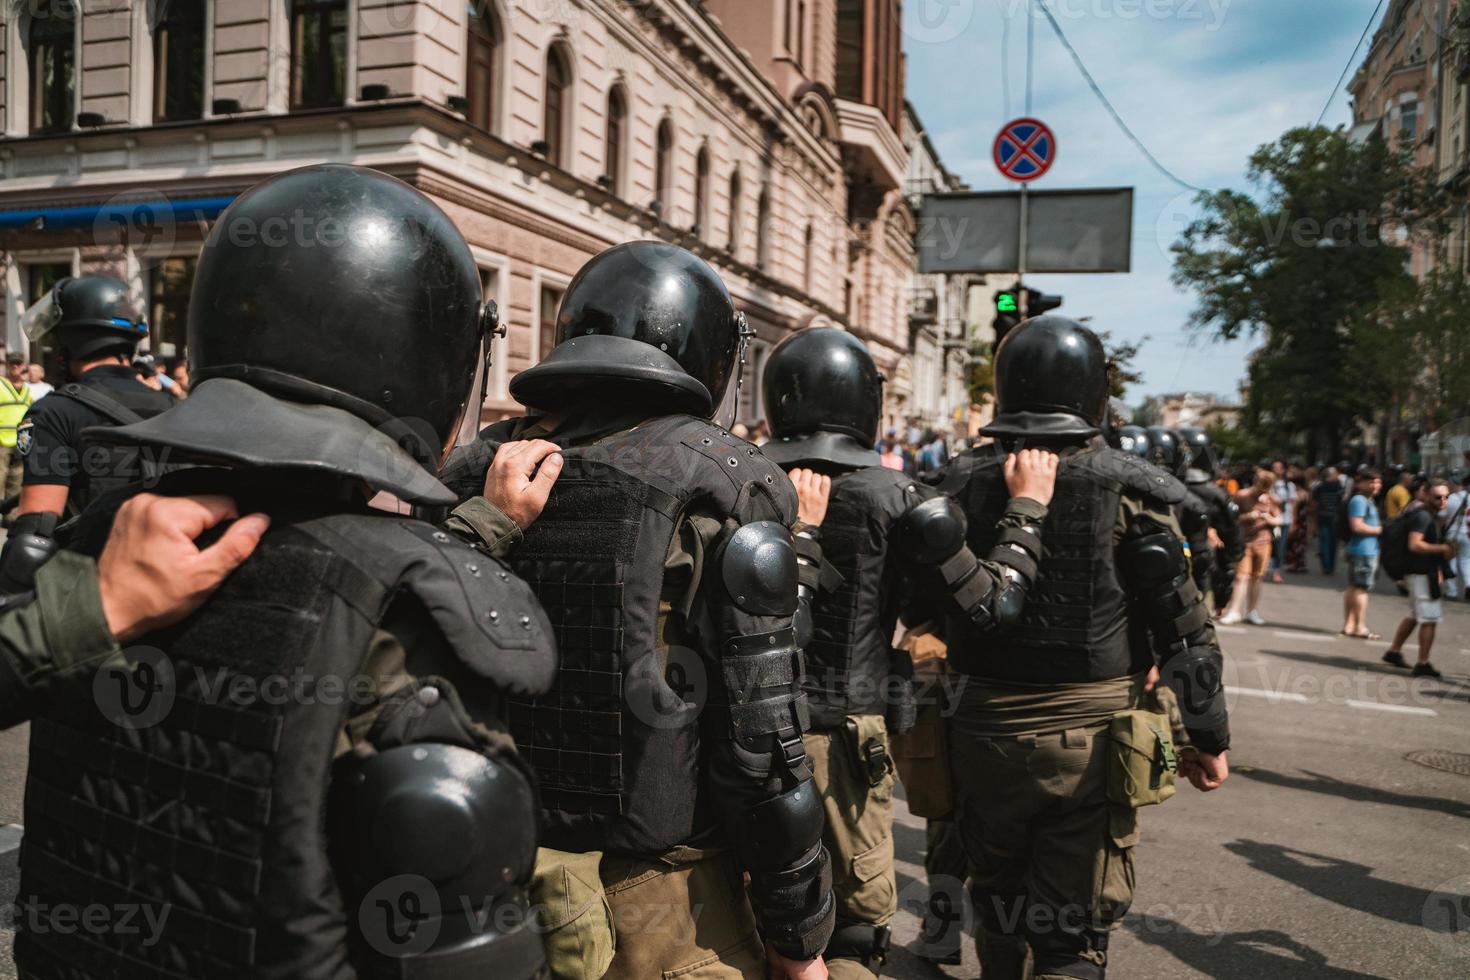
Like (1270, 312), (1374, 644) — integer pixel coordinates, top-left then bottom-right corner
(992, 286), (1063, 348)
(993, 287), (1022, 346)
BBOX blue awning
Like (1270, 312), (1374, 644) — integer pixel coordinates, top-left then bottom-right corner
(0, 195), (236, 232)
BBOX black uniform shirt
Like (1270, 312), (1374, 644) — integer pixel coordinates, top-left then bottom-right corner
(17, 365), (174, 493)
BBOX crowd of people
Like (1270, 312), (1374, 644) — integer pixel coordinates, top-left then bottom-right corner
(1205, 456), (1460, 680)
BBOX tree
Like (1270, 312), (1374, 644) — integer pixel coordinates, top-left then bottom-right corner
(1171, 126), (1423, 459)
(1096, 330), (1146, 400)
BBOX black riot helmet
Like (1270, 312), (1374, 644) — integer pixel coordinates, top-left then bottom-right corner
(1115, 424), (1150, 458)
(760, 328), (883, 471)
(981, 316), (1109, 443)
(510, 241), (745, 419)
(1175, 426), (1217, 476)
(92, 164), (493, 506)
(21, 275), (149, 364)
(1145, 426), (1182, 474)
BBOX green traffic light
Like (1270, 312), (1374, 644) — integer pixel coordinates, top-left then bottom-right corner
(996, 294), (1018, 312)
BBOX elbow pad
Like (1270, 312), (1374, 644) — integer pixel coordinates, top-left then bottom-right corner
(1117, 518), (1211, 650)
(733, 780), (836, 960)
(0, 512), (60, 595)
(898, 497), (1019, 629)
(1159, 644), (1230, 753)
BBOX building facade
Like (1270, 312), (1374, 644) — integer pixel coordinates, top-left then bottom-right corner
(0, 0), (962, 431)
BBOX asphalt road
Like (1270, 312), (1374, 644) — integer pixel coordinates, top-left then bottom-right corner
(0, 559), (1466, 978)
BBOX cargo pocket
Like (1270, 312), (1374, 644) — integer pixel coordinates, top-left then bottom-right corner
(847, 835), (897, 924)
(1096, 807), (1139, 926)
(530, 847), (616, 980)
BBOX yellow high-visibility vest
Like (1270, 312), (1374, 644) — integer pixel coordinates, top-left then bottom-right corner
(0, 380), (32, 448)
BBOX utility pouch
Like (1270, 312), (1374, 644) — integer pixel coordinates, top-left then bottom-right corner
(1107, 709), (1178, 808)
(846, 715), (892, 788)
(529, 847), (615, 980)
(889, 631), (954, 819)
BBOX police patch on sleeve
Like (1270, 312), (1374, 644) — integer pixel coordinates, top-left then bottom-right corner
(15, 421), (33, 457)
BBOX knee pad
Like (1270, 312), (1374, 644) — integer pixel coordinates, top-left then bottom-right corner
(1027, 923), (1108, 980)
(826, 922), (891, 968)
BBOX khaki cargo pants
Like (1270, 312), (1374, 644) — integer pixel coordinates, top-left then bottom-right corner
(804, 715), (896, 980)
(947, 721), (1138, 980)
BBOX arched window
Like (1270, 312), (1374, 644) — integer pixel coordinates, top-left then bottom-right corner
(728, 169), (743, 254)
(654, 117), (674, 209)
(466, 2), (501, 132)
(154, 0), (205, 122)
(605, 85), (627, 194)
(756, 185), (771, 269)
(29, 7), (76, 134)
(803, 222), (814, 293)
(694, 146), (710, 236)
(544, 44), (573, 167)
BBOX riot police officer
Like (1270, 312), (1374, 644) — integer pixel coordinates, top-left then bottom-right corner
(15, 164), (557, 979)
(1176, 426), (1244, 612)
(1146, 426), (1215, 602)
(936, 317), (1231, 980)
(0, 276), (176, 590)
(760, 327), (1057, 978)
(439, 242), (834, 979)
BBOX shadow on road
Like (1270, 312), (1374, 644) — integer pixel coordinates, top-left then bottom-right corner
(1238, 767), (1470, 820)
(1126, 917), (1391, 979)
(1224, 840), (1440, 929)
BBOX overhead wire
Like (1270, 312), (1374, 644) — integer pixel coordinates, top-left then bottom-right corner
(1034, 0), (1210, 194)
(1315, 0), (1387, 127)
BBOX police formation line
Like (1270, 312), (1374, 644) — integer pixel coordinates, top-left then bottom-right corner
(0, 164), (1231, 980)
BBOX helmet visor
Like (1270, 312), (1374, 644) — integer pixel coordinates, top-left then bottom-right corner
(20, 290), (61, 343)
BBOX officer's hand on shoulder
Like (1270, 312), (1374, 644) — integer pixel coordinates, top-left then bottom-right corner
(483, 439), (564, 530)
(787, 468), (832, 528)
(1004, 448), (1060, 507)
(99, 494), (271, 642)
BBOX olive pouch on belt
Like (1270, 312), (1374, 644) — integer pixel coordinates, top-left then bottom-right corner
(845, 714), (893, 789)
(889, 631), (954, 819)
(529, 847), (615, 980)
(1107, 709), (1178, 808)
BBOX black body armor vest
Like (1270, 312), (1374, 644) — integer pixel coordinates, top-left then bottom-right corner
(805, 466), (928, 730)
(60, 379), (176, 515)
(943, 446), (1185, 684)
(478, 414), (796, 857)
(16, 510), (554, 980)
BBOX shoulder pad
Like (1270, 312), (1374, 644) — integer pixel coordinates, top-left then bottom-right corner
(722, 520), (799, 615)
(897, 495), (968, 564)
(675, 420), (797, 524)
(1070, 447), (1187, 507)
(302, 516), (556, 696)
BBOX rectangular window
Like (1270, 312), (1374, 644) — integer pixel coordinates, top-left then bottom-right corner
(25, 262), (73, 379)
(538, 284), (565, 363)
(29, 10), (76, 134)
(290, 0), (348, 110)
(154, 0), (206, 121)
(150, 258), (196, 358)
(835, 0), (863, 101)
(796, 0), (807, 66)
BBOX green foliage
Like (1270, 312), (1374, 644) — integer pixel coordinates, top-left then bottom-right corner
(967, 351), (995, 406)
(1095, 330), (1146, 400)
(1171, 125), (1433, 457)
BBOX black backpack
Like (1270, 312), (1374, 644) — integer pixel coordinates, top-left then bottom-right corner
(1379, 506), (1414, 580)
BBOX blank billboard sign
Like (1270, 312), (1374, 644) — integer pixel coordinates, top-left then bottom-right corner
(917, 187), (1134, 274)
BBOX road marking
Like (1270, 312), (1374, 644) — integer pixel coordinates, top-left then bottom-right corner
(1344, 699), (1437, 717)
(1228, 686), (1309, 703)
(1216, 625), (1248, 635)
(0, 824), (21, 856)
(1271, 630), (1334, 643)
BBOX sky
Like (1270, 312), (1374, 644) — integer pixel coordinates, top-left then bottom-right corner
(903, 0), (1389, 405)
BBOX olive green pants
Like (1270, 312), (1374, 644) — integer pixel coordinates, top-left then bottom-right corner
(600, 850), (766, 980)
(947, 722), (1138, 980)
(804, 716), (896, 979)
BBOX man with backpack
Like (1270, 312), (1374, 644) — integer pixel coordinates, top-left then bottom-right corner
(1340, 469), (1382, 640)
(1380, 478), (1455, 678)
